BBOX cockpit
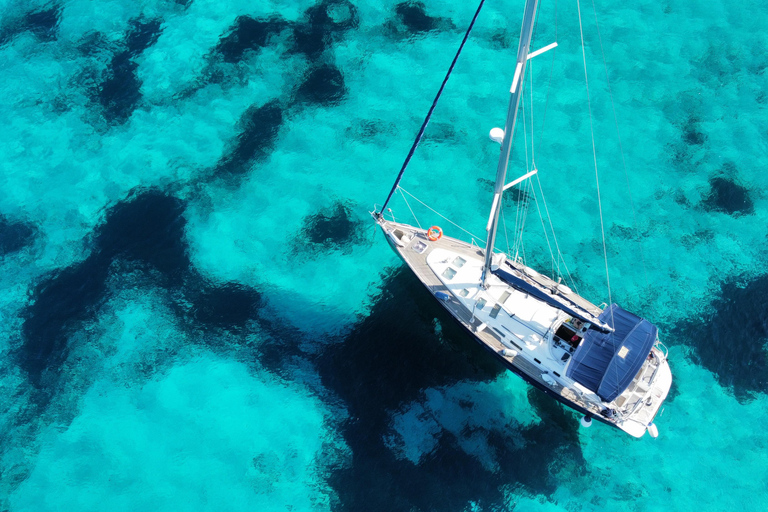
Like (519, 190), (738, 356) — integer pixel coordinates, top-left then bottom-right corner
(550, 317), (587, 364)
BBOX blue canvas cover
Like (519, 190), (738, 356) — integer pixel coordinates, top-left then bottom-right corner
(566, 304), (658, 402)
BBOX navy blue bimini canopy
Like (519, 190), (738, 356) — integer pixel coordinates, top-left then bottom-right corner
(566, 304), (658, 402)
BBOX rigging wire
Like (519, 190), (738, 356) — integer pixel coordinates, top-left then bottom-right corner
(521, 62), (558, 279)
(530, 36), (536, 169)
(518, 175), (533, 265)
(519, 107), (531, 274)
(399, 187), (487, 243)
(577, 0), (620, 395)
(513, 192), (524, 261)
(494, 0), (577, 294)
(528, 25), (554, 277)
(533, 0), (581, 292)
(576, 0), (613, 308)
(539, 0), (558, 134)
(510, 77), (527, 261)
(501, 208), (512, 257)
(534, 174), (579, 292)
(528, 175), (557, 278)
(511, 79), (531, 262)
(516, 75), (539, 264)
(377, 0), (486, 215)
(513, 179), (524, 260)
(590, 0), (649, 289)
(399, 187), (422, 229)
(522, 74), (530, 174)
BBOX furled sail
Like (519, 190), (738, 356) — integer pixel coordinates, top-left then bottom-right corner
(492, 260), (612, 333)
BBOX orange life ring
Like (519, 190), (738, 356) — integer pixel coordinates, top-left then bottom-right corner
(427, 226), (443, 241)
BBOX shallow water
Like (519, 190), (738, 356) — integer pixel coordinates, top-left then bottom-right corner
(1, 0), (767, 510)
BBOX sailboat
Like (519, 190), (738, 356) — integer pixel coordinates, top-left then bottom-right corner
(372, 0), (672, 438)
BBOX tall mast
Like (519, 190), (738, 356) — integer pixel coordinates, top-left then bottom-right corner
(481, 0), (540, 287)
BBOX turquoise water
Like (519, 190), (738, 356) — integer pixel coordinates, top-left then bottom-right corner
(0, 0), (767, 510)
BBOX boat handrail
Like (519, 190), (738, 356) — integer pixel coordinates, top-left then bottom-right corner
(655, 340), (669, 360)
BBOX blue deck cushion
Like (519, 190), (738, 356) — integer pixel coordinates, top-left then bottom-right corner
(566, 304), (658, 402)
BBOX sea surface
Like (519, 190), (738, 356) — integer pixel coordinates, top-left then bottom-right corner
(0, 0), (766, 510)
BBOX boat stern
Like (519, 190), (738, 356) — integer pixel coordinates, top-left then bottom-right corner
(615, 345), (673, 438)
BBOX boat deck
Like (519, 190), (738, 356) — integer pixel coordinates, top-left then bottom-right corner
(380, 219), (607, 418)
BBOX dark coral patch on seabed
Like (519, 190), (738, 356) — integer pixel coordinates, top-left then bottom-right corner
(96, 18), (164, 124)
(0, 216), (36, 256)
(674, 275), (768, 401)
(289, 1), (357, 110)
(190, 0), (358, 124)
(176, 15), (289, 99)
(395, 1), (440, 32)
(19, 189), (266, 389)
(19, 190), (188, 385)
(291, 0), (359, 58)
(702, 172), (754, 216)
(215, 15), (289, 63)
(391, 1), (454, 35)
(202, 0), (360, 184)
(187, 282), (262, 332)
(93, 190), (190, 280)
(0, 6), (62, 46)
(23, 7), (62, 41)
(188, 0), (358, 102)
(20, 256), (111, 386)
(314, 267), (585, 510)
(298, 200), (365, 253)
(97, 52), (143, 124)
(209, 0), (358, 69)
(681, 116), (707, 146)
(124, 18), (163, 55)
(296, 64), (347, 105)
(215, 100), (285, 177)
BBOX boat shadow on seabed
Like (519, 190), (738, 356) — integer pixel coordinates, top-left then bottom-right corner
(312, 267), (587, 511)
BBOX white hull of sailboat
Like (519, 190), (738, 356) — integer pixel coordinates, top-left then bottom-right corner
(372, 0), (673, 439)
(378, 217), (672, 438)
